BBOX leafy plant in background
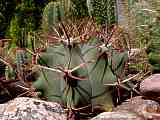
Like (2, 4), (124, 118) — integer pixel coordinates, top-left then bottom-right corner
(0, 0), (46, 102)
(6, 0), (37, 41)
(0, 0), (16, 37)
(5, 0), (45, 81)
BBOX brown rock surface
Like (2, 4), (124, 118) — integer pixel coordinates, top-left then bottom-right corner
(140, 74), (160, 98)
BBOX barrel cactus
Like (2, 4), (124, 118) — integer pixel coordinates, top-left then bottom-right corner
(33, 1), (128, 115)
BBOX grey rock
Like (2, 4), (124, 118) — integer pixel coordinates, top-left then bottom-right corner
(140, 74), (160, 97)
(114, 96), (159, 111)
(0, 97), (67, 120)
(91, 96), (160, 120)
(91, 111), (143, 120)
(115, 96), (160, 119)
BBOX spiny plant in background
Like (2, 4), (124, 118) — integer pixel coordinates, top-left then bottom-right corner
(129, 0), (160, 72)
(1, 0), (46, 95)
(33, 1), (132, 119)
(114, 0), (154, 74)
(0, 38), (17, 103)
(87, 0), (117, 25)
(0, 29), (39, 103)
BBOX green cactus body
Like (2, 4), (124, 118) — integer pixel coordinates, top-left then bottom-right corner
(42, 1), (65, 32)
(34, 45), (65, 101)
(34, 44), (92, 108)
(82, 39), (128, 110)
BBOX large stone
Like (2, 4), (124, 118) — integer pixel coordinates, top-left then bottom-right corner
(91, 96), (160, 120)
(0, 97), (67, 120)
(140, 74), (160, 98)
(114, 96), (160, 119)
(91, 111), (143, 120)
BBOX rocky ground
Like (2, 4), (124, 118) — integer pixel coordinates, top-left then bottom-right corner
(0, 74), (160, 120)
